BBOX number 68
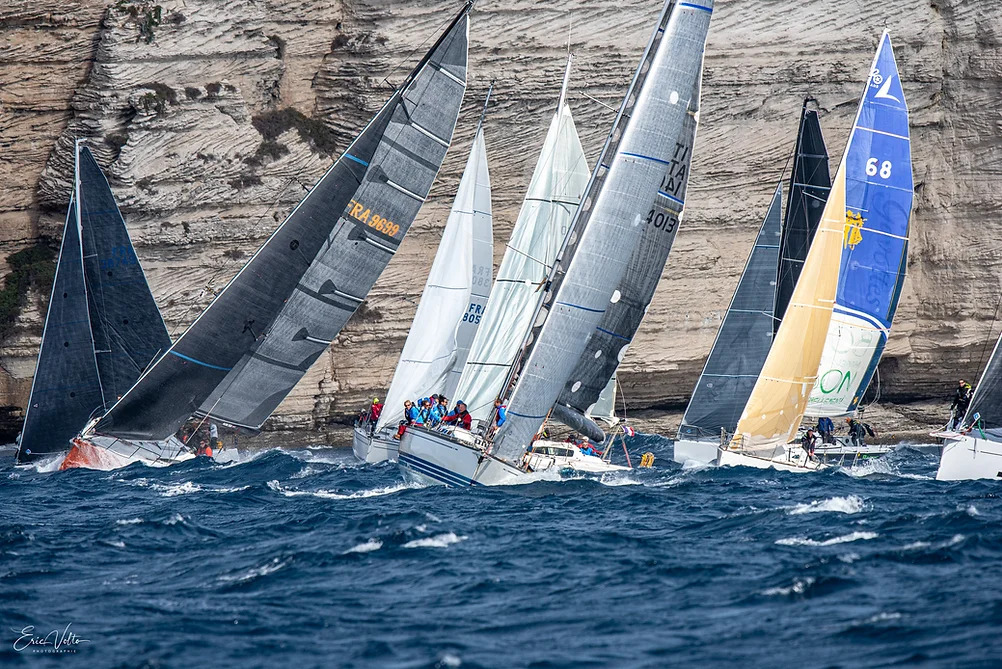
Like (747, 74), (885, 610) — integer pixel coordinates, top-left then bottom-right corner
(866, 157), (892, 179)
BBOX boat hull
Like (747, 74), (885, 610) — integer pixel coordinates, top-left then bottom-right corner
(398, 426), (525, 487)
(936, 433), (1002, 481)
(60, 434), (192, 471)
(672, 438), (718, 465)
(716, 445), (827, 473)
(352, 426), (398, 463)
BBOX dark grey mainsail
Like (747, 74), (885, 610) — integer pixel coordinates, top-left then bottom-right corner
(490, 0), (713, 463)
(93, 6), (470, 441)
(17, 144), (170, 463)
(774, 99), (830, 331)
(78, 147), (171, 406)
(17, 199), (104, 462)
(678, 185), (782, 439)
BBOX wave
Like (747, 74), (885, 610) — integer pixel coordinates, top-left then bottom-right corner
(776, 531), (879, 547)
(402, 532), (467, 549)
(788, 495), (865, 515)
(266, 479), (418, 500)
(343, 539), (383, 554)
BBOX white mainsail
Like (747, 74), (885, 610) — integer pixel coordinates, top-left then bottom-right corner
(376, 127), (493, 431)
(454, 71), (589, 421)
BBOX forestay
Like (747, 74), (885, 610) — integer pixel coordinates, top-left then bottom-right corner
(963, 334), (1002, 438)
(376, 125), (492, 431)
(491, 0), (714, 463)
(679, 184), (782, 440)
(93, 6), (470, 440)
(806, 32), (912, 416)
(454, 70), (589, 422)
(775, 101), (831, 331)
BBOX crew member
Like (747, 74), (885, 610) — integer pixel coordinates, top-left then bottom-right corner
(816, 416), (835, 444)
(442, 400), (472, 430)
(394, 399), (423, 440)
(493, 398), (507, 429)
(950, 379), (973, 430)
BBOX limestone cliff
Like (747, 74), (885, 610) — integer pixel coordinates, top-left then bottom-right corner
(0, 0), (1000, 440)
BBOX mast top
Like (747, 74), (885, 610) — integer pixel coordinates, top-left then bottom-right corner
(475, 80), (495, 136)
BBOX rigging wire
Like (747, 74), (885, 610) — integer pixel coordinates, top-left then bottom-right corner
(973, 290), (1002, 385)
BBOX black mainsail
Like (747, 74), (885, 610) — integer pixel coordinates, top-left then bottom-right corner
(678, 185), (782, 439)
(774, 99), (830, 331)
(17, 145), (170, 463)
(92, 6), (471, 441)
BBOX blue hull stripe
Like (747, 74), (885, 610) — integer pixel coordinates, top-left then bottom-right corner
(170, 350), (232, 371)
(400, 455), (462, 487)
(399, 452), (479, 487)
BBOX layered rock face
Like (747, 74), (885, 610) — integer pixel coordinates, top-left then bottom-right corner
(0, 0), (1000, 440)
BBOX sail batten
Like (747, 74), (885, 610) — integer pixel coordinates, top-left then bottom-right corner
(491, 0), (713, 462)
(92, 8), (471, 440)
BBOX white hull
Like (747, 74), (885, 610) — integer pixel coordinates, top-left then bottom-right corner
(398, 428), (628, 487)
(351, 425), (398, 463)
(398, 426), (524, 486)
(936, 433), (1002, 481)
(672, 438), (718, 465)
(61, 434), (193, 471)
(716, 445), (828, 473)
(814, 437), (894, 459)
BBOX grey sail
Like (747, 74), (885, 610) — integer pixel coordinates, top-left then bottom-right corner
(774, 99), (830, 331)
(491, 0), (713, 463)
(17, 198), (104, 462)
(93, 6), (470, 441)
(77, 146), (171, 407)
(678, 184), (782, 439)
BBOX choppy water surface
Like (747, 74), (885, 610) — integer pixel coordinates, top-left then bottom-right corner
(2, 435), (1000, 667)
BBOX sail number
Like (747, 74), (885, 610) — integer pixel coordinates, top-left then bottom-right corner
(348, 199), (400, 237)
(865, 157), (892, 179)
(101, 245), (138, 270)
(645, 209), (678, 233)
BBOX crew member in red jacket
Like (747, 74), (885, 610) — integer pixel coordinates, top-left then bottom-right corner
(442, 400), (472, 430)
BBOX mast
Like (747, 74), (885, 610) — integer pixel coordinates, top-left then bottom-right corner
(490, 0), (714, 464)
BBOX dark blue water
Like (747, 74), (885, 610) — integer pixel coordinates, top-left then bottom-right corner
(2, 435), (1000, 668)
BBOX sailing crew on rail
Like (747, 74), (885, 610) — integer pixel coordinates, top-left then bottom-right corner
(394, 399), (424, 440)
(816, 416), (835, 444)
(442, 400), (472, 430)
(493, 398), (507, 429)
(429, 395), (447, 425)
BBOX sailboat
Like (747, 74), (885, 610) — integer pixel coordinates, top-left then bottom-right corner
(717, 31), (912, 472)
(353, 89), (494, 463)
(59, 4), (472, 470)
(935, 336), (1002, 480)
(397, 0), (713, 487)
(674, 100), (831, 465)
(16, 142), (171, 465)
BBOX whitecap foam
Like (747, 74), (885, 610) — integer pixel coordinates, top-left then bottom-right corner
(403, 532), (467, 549)
(963, 504), (980, 517)
(158, 481), (203, 497)
(789, 495), (864, 515)
(164, 513), (186, 526)
(776, 531), (878, 547)
(267, 480), (417, 500)
(108, 540), (125, 549)
(115, 518), (143, 526)
(343, 539), (383, 554)
(439, 653), (462, 668)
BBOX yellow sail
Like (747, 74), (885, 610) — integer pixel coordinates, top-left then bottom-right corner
(732, 156), (848, 451)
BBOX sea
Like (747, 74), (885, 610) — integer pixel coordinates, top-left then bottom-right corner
(1, 435), (1000, 668)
